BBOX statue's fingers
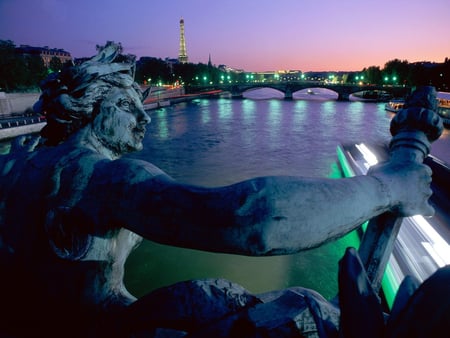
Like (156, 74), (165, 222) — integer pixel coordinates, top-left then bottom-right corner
(419, 183), (434, 217)
(422, 164), (433, 183)
(422, 201), (435, 218)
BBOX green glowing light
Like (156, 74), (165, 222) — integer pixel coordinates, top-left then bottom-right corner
(382, 265), (399, 309)
(336, 146), (355, 178)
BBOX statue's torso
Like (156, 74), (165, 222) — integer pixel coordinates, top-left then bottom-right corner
(0, 142), (143, 308)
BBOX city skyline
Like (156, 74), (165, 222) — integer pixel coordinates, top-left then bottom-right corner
(0, 0), (449, 72)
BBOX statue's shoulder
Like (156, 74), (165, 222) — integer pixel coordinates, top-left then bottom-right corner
(110, 157), (169, 181)
(79, 156), (170, 189)
(28, 143), (99, 168)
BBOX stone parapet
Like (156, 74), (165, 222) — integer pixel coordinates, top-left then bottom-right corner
(0, 122), (45, 140)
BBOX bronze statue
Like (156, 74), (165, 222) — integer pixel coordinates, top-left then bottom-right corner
(0, 42), (445, 337)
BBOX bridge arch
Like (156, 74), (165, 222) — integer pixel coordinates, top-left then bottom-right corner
(242, 87), (285, 99)
(293, 87), (339, 100)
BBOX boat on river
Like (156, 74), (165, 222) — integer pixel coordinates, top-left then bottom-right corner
(385, 92), (450, 128)
(351, 90), (392, 102)
(437, 93), (450, 128)
(384, 99), (405, 113)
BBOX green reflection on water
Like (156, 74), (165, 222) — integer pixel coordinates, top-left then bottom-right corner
(154, 109), (169, 139)
(124, 228), (360, 300)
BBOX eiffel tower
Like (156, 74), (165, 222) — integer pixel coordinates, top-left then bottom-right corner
(178, 18), (188, 64)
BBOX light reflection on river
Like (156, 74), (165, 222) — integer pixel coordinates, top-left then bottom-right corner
(123, 89), (449, 300)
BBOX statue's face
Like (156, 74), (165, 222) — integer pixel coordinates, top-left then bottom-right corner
(93, 87), (151, 156)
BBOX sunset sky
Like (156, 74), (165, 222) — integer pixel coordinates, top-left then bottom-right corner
(1, 0), (449, 72)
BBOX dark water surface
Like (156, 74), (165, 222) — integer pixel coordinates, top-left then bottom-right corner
(124, 95), (449, 300)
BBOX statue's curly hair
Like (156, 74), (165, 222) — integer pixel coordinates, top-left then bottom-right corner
(34, 42), (146, 145)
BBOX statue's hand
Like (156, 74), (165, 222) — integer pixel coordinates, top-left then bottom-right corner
(10, 135), (41, 153)
(368, 161), (434, 217)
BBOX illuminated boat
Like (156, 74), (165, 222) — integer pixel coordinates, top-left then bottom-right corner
(437, 93), (450, 127)
(384, 92), (449, 127)
(384, 99), (405, 113)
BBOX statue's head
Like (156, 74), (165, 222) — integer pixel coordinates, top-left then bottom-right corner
(34, 41), (151, 154)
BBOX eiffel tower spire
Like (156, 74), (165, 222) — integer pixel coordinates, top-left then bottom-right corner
(178, 18), (188, 64)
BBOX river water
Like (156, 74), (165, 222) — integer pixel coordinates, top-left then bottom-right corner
(123, 88), (450, 300)
(1, 88), (449, 301)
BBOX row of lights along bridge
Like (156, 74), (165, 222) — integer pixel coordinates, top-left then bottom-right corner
(195, 72), (400, 85)
(147, 71), (403, 88)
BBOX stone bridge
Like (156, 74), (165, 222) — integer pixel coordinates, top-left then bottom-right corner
(186, 82), (411, 101)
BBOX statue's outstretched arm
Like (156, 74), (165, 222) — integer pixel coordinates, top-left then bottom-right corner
(81, 156), (432, 256)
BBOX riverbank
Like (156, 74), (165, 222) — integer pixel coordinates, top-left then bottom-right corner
(143, 89), (223, 110)
(0, 88), (223, 141)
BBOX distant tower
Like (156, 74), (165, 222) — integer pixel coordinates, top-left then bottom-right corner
(178, 18), (188, 64)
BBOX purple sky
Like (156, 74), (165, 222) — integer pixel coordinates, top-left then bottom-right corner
(1, 0), (449, 72)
